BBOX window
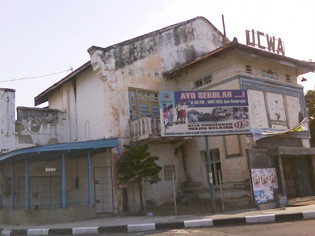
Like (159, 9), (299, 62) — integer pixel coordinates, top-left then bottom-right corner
(164, 165), (175, 181)
(286, 74), (291, 83)
(128, 88), (159, 120)
(194, 79), (203, 88)
(246, 65), (252, 74)
(203, 148), (222, 185)
(194, 74), (212, 88)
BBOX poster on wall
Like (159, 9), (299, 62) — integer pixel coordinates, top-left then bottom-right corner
(251, 168), (278, 204)
(159, 90), (251, 137)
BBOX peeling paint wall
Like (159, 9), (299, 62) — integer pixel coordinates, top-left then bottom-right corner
(88, 17), (224, 139)
(145, 144), (186, 205)
(15, 107), (67, 149)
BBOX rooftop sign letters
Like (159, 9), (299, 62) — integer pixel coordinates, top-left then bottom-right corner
(245, 29), (285, 56)
(159, 90), (251, 137)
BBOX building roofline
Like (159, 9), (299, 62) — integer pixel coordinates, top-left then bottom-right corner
(35, 16), (226, 106)
(87, 16), (226, 54)
(163, 38), (315, 79)
(35, 61), (91, 106)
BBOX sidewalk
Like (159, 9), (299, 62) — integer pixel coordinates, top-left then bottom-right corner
(1, 203), (315, 235)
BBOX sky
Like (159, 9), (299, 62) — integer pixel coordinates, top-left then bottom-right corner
(0, 0), (314, 108)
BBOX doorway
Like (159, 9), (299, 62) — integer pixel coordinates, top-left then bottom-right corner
(282, 156), (314, 198)
(93, 167), (113, 213)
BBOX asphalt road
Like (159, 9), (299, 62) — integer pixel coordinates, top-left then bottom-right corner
(90, 218), (315, 236)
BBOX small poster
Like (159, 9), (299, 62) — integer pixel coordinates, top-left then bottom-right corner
(251, 168), (278, 204)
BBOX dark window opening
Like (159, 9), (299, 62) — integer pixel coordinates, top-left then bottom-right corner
(164, 165), (175, 181)
(203, 148), (222, 186)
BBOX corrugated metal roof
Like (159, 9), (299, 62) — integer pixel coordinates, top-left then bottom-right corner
(0, 138), (118, 164)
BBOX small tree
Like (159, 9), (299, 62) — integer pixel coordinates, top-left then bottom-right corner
(116, 144), (162, 212)
(305, 90), (315, 147)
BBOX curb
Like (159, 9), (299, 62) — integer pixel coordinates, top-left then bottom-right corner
(1, 211), (315, 235)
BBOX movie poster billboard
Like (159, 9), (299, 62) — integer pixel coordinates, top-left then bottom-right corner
(251, 168), (278, 204)
(159, 90), (251, 137)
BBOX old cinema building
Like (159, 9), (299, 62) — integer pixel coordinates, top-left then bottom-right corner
(0, 17), (314, 224)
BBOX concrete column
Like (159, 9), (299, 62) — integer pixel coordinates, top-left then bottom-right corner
(11, 163), (14, 210)
(110, 149), (115, 213)
(205, 136), (215, 212)
(87, 151), (92, 206)
(25, 159), (29, 210)
(62, 153), (66, 208)
(278, 155), (287, 196)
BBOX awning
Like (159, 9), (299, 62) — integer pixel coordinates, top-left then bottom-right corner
(0, 138), (118, 164)
(272, 147), (315, 156)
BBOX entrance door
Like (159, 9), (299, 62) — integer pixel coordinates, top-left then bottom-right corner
(283, 156), (314, 198)
(283, 158), (298, 198)
(297, 157), (314, 197)
(94, 167), (113, 213)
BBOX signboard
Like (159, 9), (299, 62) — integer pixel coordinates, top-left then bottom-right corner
(245, 29), (285, 56)
(251, 168), (278, 204)
(159, 90), (251, 137)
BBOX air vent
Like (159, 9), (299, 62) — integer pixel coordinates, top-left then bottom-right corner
(246, 65), (252, 74)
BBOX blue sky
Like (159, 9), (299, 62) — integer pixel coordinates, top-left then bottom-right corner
(0, 0), (314, 108)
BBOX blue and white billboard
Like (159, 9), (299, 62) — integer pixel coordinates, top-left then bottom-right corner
(159, 90), (251, 137)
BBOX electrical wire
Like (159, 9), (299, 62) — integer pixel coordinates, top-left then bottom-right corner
(0, 67), (73, 83)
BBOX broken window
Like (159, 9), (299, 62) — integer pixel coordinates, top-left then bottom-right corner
(128, 88), (159, 120)
(194, 74), (212, 88)
(203, 148), (222, 186)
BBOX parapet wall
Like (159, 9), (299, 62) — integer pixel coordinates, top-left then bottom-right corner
(15, 107), (67, 149)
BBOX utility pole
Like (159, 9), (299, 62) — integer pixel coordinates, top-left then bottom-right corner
(205, 136), (215, 212)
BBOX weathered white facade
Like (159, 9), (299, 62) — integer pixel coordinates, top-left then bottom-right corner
(1, 16), (315, 224)
(39, 17), (227, 210)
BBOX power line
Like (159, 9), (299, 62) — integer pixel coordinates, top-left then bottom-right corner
(0, 67), (73, 83)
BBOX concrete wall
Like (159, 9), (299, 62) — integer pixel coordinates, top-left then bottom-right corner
(0, 206), (96, 225)
(146, 144), (186, 205)
(0, 88), (15, 153)
(15, 107), (67, 149)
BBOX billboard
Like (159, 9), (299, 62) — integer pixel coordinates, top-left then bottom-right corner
(159, 90), (251, 137)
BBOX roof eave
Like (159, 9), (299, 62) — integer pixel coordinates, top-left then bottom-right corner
(163, 40), (315, 79)
(35, 61), (91, 106)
